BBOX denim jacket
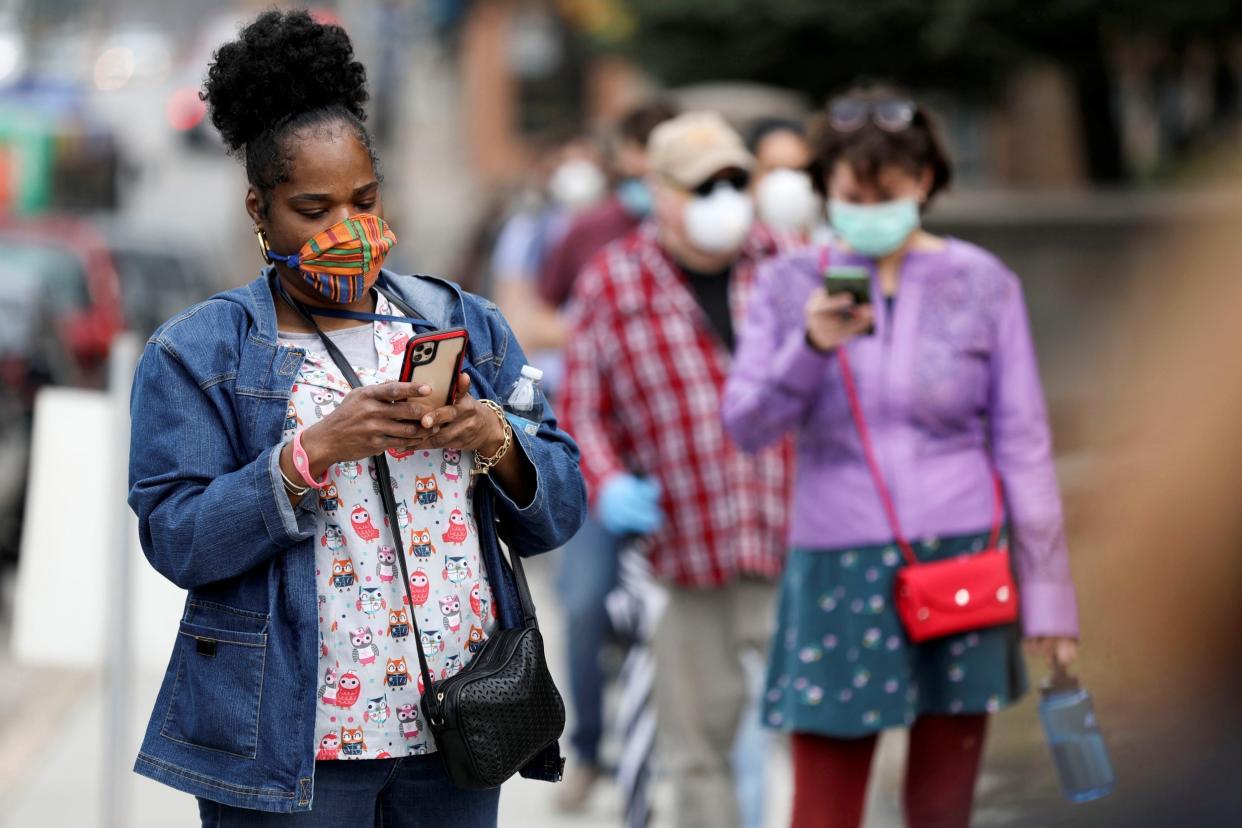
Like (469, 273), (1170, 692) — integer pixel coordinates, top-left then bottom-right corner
(127, 268), (586, 812)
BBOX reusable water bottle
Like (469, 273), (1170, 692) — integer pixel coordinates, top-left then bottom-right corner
(1038, 665), (1116, 803)
(504, 365), (544, 436)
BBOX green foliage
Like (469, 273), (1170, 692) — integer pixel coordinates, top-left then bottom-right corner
(614, 0), (1242, 101)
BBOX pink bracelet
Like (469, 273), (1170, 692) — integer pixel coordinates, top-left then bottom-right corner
(292, 430), (329, 490)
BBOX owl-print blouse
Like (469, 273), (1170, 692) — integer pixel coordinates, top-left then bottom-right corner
(278, 294), (498, 761)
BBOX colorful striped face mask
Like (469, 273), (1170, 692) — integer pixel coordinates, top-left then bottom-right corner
(266, 213), (397, 304)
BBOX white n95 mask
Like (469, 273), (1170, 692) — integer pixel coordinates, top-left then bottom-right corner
(548, 159), (607, 210)
(683, 185), (754, 253)
(756, 168), (820, 232)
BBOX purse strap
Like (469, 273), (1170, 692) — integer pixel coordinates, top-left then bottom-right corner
(821, 246), (1004, 567)
(274, 279), (539, 712)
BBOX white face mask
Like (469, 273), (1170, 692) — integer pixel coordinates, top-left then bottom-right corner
(755, 168), (821, 232)
(548, 159), (607, 210)
(683, 184), (755, 254)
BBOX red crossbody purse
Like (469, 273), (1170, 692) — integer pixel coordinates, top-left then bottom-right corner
(836, 338), (1019, 643)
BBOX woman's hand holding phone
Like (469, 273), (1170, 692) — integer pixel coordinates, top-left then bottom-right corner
(295, 381), (440, 475)
(805, 289), (874, 353)
(403, 373), (507, 455)
(284, 374), (509, 491)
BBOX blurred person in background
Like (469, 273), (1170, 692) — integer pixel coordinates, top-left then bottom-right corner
(722, 87), (1081, 828)
(748, 118), (821, 241)
(126, 11), (584, 826)
(561, 111), (794, 828)
(731, 119), (813, 822)
(490, 133), (606, 397)
(534, 99), (679, 813)
(539, 100), (679, 310)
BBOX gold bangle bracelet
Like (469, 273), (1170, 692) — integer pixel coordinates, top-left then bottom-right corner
(472, 399), (513, 476)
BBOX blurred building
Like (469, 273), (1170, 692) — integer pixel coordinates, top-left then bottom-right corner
(443, 2), (1242, 191)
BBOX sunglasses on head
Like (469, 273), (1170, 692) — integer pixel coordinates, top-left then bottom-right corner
(828, 98), (917, 133)
(690, 169), (751, 198)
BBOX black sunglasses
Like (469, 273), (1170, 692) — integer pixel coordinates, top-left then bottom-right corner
(828, 98), (917, 133)
(690, 169), (751, 198)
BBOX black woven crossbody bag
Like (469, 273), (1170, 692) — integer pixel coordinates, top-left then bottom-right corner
(282, 286), (566, 789)
(374, 446), (565, 789)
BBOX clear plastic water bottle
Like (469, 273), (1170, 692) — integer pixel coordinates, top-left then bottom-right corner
(1039, 667), (1116, 803)
(505, 365), (544, 436)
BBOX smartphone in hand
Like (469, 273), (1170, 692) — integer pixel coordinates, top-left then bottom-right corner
(399, 329), (469, 407)
(824, 265), (874, 335)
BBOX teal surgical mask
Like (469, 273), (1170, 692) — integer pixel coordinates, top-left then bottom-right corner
(616, 177), (653, 217)
(828, 197), (920, 258)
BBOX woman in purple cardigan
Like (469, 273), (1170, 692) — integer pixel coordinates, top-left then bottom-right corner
(722, 89), (1081, 828)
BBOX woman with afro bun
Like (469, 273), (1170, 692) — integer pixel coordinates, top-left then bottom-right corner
(126, 10), (585, 825)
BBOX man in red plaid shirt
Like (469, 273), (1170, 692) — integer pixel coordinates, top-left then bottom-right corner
(561, 111), (793, 828)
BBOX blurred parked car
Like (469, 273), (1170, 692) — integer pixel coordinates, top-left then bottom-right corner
(0, 215), (214, 564)
(0, 238), (82, 564)
(0, 215), (119, 562)
(0, 298), (51, 563)
(102, 222), (216, 339)
(0, 215), (123, 387)
(0, 213), (216, 394)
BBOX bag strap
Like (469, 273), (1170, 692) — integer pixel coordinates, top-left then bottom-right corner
(275, 278), (542, 708)
(277, 276), (539, 616)
(821, 246), (1004, 566)
(276, 282), (438, 699)
(357, 278), (539, 628)
(473, 475), (540, 630)
(836, 348), (919, 567)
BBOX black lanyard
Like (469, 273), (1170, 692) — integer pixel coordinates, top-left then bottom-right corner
(275, 274), (447, 696)
(274, 274), (539, 703)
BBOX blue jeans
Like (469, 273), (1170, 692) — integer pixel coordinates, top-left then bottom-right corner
(556, 516), (622, 765)
(196, 756), (500, 827)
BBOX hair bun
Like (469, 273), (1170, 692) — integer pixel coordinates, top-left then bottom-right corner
(203, 9), (368, 152)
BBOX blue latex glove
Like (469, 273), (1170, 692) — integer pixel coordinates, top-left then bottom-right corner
(597, 474), (664, 536)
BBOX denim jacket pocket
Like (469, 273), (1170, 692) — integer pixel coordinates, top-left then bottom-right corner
(159, 602), (269, 760)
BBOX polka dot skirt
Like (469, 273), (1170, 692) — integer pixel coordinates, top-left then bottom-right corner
(762, 530), (1027, 738)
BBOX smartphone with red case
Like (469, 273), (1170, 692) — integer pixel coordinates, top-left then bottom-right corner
(399, 329), (469, 407)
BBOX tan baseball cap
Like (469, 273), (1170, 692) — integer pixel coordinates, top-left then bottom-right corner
(648, 111), (755, 190)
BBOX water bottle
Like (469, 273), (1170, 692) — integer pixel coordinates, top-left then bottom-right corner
(505, 365), (544, 437)
(1038, 666), (1116, 803)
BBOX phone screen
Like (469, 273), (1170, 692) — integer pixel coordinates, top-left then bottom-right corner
(824, 265), (872, 306)
(824, 265), (874, 335)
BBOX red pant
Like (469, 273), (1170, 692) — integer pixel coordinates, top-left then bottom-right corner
(791, 714), (989, 828)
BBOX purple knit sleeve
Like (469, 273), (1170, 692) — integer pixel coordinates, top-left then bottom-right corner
(723, 255), (832, 453)
(988, 272), (1080, 638)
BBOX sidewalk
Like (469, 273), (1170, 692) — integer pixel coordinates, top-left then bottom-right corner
(0, 555), (801, 828)
(5, 545), (1083, 828)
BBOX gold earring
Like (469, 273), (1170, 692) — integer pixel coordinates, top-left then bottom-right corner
(254, 225), (272, 263)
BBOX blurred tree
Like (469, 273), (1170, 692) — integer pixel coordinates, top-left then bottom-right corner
(607, 0), (1242, 182)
